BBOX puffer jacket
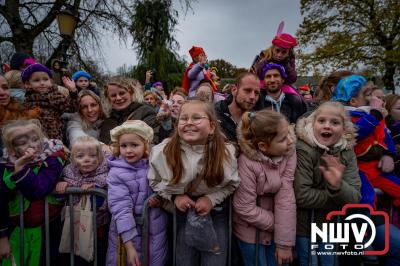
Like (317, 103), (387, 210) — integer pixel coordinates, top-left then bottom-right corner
(99, 102), (159, 145)
(233, 128), (296, 247)
(106, 157), (167, 266)
(294, 115), (361, 236)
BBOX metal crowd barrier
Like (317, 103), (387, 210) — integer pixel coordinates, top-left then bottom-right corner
(374, 188), (394, 222)
(12, 188), (154, 266)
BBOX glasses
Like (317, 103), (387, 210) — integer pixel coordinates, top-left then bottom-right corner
(178, 115), (209, 125)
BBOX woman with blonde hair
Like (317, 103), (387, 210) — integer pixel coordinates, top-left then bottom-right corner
(99, 76), (159, 144)
(63, 90), (107, 147)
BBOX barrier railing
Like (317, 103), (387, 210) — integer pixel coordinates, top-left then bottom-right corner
(172, 196), (232, 266)
(9, 188), (154, 266)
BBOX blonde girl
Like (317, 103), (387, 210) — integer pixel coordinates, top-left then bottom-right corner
(106, 120), (167, 266)
(233, 110), (296, 266)
(0, 119), (65, 266)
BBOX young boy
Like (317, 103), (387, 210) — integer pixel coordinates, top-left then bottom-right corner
(332, 75), (400, 207)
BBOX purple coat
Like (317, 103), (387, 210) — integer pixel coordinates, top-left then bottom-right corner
(106, 157), (167, 266)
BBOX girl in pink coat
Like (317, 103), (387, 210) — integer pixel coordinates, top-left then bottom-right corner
(233, 109), (297, 266)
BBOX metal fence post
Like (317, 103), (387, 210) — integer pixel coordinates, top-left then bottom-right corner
(19, 193), (24, 266)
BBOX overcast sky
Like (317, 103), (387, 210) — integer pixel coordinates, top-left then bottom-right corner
(101, 0), (302, 73)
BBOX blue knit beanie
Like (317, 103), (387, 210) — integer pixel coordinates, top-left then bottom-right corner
(72, 70), (92, 81)
(21, 63), (52, 82)
(332, 75), (367, 103)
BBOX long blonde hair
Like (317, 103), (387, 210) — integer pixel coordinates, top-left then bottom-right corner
(163, 100), (229, 187)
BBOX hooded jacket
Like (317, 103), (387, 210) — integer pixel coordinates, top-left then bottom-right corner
(106, 157), (167, 266)
(233, 128), (297, 247)
(294, 116), (361, 236)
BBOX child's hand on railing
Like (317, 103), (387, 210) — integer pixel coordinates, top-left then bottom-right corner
(148, 197), (162, 208)
(174, 194), (196, 213)
(195, 196), (213, 216)
(81, 183), (95, 191)
(125, 240), (141, 266)
(55, 181), (69, 193)
(275, 245), (293, 266)
(0, 237), (12, 261)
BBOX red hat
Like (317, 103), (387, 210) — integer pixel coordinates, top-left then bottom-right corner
(272, 33), (298, 49)
(299, 85), (311, 92)
(189, 46), (205, 61)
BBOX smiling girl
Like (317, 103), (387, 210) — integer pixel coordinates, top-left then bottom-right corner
(106, 120), (167, 266)
(294, 101), (361, 266)
(148, 99), (240, 266)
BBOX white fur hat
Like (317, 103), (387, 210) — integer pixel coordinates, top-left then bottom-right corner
(110, 120), (154, 143)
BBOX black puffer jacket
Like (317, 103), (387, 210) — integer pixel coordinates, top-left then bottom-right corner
(99, 102), (159, 144)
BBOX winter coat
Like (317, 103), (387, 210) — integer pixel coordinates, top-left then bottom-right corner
(99, 102), (159, 145)
(259, 89), (307, 124)
(0, 139), (65, 238)
(106, 157), (167, 266)
(24, 86), (78, 140)
(386, 115), (400, 176)
(0, 99), (40, 126)
(148, 138), (240, 206)
(63, 112), (103, 147)
(294, 116), (361, 236)
(182, 63), (218, 97)
(233, 129), (296, 247)
(215, 98), (239, 142)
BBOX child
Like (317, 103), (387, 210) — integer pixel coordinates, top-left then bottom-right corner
(148, 99), (240, 266)
(233, 110), (296, 266)
(385, 94), (400, 176)
(294, 101), (361, 265)
(22, 63), (78, 140)
(143, 91), (160, 111)
(55, 135), (108, 203)
(64, 70), (100, 96)
(0, 119), (66, 266)
(55, 136), (109, 266)
(251, 23), (298, 85)
(106, 120), (167, 266)
(181, 46), (218, 97)
(332, 75), (400, 207)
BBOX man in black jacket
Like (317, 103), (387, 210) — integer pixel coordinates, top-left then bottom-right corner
(258, 63), (307, 123)
(215, 72), (261, 142)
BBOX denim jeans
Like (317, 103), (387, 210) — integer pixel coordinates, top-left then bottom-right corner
(296, 236), (335, 266)
(175, 202), (229, 266)
(237, 238), (277, 266)
(372, 224), (400, 266)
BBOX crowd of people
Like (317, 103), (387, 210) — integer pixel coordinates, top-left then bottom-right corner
(0, 28), (400, 266)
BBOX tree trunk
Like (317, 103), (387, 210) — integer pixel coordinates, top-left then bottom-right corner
(11, 32), (34, 55)
(383, 62), (396, 93)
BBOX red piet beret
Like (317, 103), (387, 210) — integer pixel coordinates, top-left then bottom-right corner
(272, 33), (298, 49)
(189, 46), (205, 61)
